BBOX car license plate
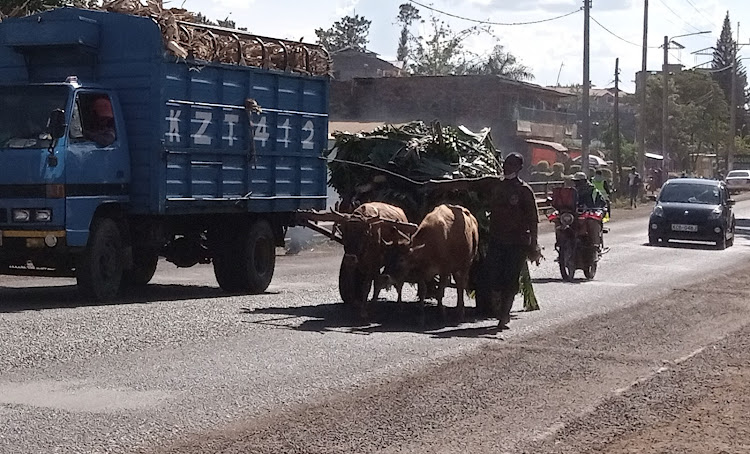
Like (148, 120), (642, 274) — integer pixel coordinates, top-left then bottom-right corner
(672, 224), (698, 232)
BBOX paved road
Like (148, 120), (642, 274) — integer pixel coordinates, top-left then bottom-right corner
(1, 201), (749, 453)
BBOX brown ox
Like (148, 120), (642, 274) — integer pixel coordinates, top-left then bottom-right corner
(384, 204), (479, 320)
(336, 202), (414, 317)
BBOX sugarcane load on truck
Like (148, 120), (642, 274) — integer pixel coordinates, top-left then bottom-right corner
(299, 121), (541, 328)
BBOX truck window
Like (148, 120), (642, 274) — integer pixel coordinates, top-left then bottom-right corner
(71, 93), (116, 147)
(0, 85), (68, 149)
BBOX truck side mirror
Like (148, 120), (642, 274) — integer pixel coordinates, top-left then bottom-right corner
(48, 109), (67, 139)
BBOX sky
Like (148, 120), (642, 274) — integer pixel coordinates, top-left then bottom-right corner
(177, 0), (750, 93)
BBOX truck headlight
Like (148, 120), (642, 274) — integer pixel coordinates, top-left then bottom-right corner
(35, 209), (52, 222)
(12, 209), (31, 222)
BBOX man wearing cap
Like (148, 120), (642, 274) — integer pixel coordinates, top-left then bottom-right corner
(83, 96), (116, 147)
(424, 152), (541, 329)
(571, 171), (606, 248)
(572, 171), (606, 210)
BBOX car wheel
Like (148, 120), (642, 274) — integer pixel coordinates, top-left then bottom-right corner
(716, 232), (727, 250)
(648, 234), (659, 246)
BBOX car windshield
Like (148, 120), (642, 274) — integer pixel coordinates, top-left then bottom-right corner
(659, 183), (721, 204)
(0, 85), (70, 149)
(726, 171), (750, 178)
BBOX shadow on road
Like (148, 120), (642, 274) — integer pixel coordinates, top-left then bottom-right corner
(0, 283), (237, 313)
(243, 298), (516, 338)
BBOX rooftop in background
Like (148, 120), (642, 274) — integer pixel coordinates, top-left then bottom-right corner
(547, 86), (634, 97)
(330, 48), (405, 81)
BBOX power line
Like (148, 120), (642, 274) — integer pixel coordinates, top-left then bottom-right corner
(682, 0), (716, 28)
(655, 0), (704, 33)
(590, 16), (660, 48)
(407, 0), (582, 26)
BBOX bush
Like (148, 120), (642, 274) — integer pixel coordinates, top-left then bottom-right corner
(536, 160), (550, 172)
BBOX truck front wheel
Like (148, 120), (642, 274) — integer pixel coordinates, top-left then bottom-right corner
(213, 219), (276, 293)
(76, 218), (124, 301)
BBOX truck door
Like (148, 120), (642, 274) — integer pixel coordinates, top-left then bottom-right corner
(64, 91), (130, 247)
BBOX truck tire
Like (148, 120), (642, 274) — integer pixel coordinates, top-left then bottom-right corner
(213, 219), (276, 293)
(122, 250), (158, 287)
(76, 218), (124, 302)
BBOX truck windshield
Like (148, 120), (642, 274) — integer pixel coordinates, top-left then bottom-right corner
(0, 86), (69, 149)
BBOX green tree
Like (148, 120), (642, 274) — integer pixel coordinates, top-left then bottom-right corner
(464, 44), (534, 81)
(409, 17), (476, 75)
(643, 71), (729, 172)
(315, 14), (371, 52)
(711, 12), (748, 136)
(396, 3), (421, 65)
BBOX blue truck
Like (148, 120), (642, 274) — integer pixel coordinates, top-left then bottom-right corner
(0, 8), (329, 300)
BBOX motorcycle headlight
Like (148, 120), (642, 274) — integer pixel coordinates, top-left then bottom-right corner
(708, 207), (722, 220)
(560, 212), (575, 226)
(35, 209), (52, 222)
(652, 205), (664, 217)
(12, 209), (31, 222)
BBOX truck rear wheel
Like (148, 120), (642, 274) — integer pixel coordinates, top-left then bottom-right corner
(76, 218), (124, 302)
(213, 219), (276, 293)
(122, 250), (158, 287)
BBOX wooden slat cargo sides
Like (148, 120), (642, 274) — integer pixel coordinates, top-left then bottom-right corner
(159, 61), (329, 214)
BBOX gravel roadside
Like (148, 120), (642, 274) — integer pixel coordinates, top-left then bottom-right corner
(142, 260), (750, 454)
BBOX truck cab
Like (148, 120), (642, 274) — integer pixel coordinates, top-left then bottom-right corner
(0, 80), (129, 271)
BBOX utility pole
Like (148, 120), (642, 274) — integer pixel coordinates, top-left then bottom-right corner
(662, 35), (669, 173)
(728, 22), (739, 171)
(661, 31), (710, 174)
(614, 58), (623, 188)
(582, 0), (591, 176)
(637, 0), (648, 177)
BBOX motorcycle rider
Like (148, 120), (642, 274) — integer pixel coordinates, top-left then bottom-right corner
(592, 169), (611, 218)
(571, 171), (606, 247)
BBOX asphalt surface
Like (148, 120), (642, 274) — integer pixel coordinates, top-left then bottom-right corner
(1, 200), (750, 453)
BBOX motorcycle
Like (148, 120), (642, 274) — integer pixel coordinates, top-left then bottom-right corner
(547, 187), (608, 282)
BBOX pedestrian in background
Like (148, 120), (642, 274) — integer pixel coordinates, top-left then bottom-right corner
(628, 168), (641, 208)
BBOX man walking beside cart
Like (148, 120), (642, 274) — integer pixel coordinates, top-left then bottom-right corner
(425, 153), (541, 329)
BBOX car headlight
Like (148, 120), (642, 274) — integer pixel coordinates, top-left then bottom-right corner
(12, 209), (31, 222)
(708, 207), (722, 220)
(652, 205), (664, 217)
(35, 209), (52, 222)
(560, 212), (575, 226)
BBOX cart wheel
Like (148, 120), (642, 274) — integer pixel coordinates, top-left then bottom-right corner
(339, 260), (367, 304)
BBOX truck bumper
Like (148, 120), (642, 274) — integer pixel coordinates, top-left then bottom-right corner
(0, 229), (75, 272)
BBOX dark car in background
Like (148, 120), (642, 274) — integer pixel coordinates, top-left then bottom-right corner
(648, 178), (735, 249)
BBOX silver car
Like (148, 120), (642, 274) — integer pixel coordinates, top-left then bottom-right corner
(725, 170), (750, 194)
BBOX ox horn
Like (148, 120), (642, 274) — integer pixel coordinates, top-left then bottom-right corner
(381, 219), (419, 235)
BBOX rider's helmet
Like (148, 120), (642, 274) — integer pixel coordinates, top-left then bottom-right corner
(572, 171), (588, 182)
